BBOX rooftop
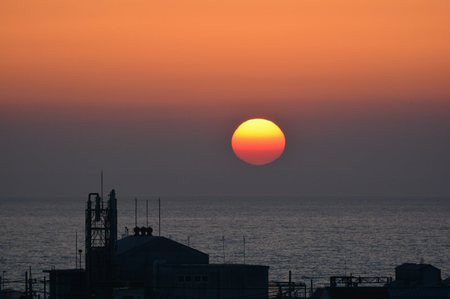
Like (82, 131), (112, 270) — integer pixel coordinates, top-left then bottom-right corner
(116, 235), (208, 257)
(396, 263), (440, 271)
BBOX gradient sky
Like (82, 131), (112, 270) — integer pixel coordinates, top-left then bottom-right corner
(1, 0), (450, 197)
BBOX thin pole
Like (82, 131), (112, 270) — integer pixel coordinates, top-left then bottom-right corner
(135, 198), (138, 228)
(101, 170), (104, 201)
(243, 236), (246, 264)
(29, 266), (32, 297)
(288, 270), (292, 298)
(158, 197), (161, 236)
(75, 232), (78, 268)
(344, 258), (347, 276)
(25, 271), (28, 297)
(43, 276), (47, 299)
(146, 200), (149, 227)
(222, 235), (225, 263)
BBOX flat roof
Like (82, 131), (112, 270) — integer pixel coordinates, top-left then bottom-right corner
(43, 269), (85, 273)
(161, 263), (269, 269)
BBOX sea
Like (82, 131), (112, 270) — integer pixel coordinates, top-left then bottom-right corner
(0, 196), (449, 288)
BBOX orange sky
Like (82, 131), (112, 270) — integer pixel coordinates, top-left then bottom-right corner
(1, 1), (450, 197)
(1, 0), (450, 107)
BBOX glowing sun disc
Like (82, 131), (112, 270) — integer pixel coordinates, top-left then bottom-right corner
(231, 118), (286, 166)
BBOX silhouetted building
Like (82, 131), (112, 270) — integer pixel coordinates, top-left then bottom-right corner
(393, 263), (441, 287)
(154, 264), (269, 299)
(45, 189), (269, 299)
(113, 288), (145, 299)
(114, 234), (209, 294)
(319, 287), (391, 299)
(0, 289), (24, 299)
(313, 276), (392, 299)
(388, 263), (450, 299)
(442, 277), (450, 287)
(44, 269), (86, 299)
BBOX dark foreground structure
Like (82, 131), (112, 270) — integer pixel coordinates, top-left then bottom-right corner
(313, 262), (450, 299)
(1, 190), (450, 299)
(44, 190), (269, 299)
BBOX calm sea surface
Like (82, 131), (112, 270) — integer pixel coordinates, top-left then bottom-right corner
(1, 196), (449, 286)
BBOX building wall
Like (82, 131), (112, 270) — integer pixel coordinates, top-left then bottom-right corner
(395, 265), (441, 287)
(115, 237), (209, 288)
(113, 288), (145, 299)
(389, 287), (450, 299)
(46, 270), (86, 299)
(155, 264), (269, 299)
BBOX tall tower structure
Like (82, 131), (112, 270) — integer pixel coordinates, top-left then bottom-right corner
(85, 189), (118, 298)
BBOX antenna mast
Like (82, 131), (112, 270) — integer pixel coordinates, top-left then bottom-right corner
(100, 170), (104, 201)
(134, 198), (138, 228)
(158, 197), (161, 236)
(243, 235), (246, 264)
(146, 199), (149, 227)
(222, 235), (225, 263)
(75, 231), (78, 268)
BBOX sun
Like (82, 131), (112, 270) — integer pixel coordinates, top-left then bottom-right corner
(231, 118), (286, 166)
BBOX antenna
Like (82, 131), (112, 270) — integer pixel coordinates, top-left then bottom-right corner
(158, 197), (161, 236)
(344, 258), (347, 276)
(100, 170), (104, 201)
(78, 249), (82, 269)
(29, 266), (32, 296)
(222, 235), (225, 263)
(134, 198), (138, 228)
(146, 199), (149, 227)
(75, 231), (78, 268)
(243, 235), (246, 264)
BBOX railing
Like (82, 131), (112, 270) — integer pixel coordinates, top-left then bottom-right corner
(269, 281), (309, 298)
(329, 275), (393, 288)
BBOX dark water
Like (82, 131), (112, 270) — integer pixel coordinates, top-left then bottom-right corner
(1, 196), (449, 286)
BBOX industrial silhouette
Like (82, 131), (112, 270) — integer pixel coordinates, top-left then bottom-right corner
(46, 189), (268, 299)
(1, 189), (450, 299)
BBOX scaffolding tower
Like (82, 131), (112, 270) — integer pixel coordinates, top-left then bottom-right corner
(85, 190), (117, 299)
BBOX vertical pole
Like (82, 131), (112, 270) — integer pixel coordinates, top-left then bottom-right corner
(135, 198), (138, 228)
(146, 199), (149, 227)
(29, 266), (33, 298)
(101, 170), (104, 201)
(43, 276), (47, 299)
(25, 271), (28, 297)
(79, 250), (82, 269)
(222, 235), (225, 263)
(75, 231), (78, 268)
(187, 236), (190, 246)
(310, 279), (313, 297)
(0, 275), (2, 293)
(158, 197), (161, 236)
(243, 236), (246, 264)
(288, 270), (292, 298)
